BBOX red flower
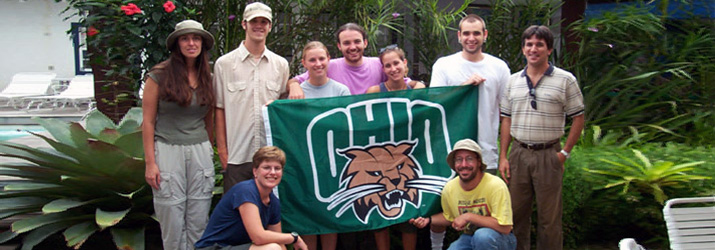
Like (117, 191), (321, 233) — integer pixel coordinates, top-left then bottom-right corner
(120, 3), (142, 15)
(163, 1), (176, 13)
(87, 26), (99, 37)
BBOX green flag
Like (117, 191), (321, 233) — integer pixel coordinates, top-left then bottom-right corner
(264, 86), (478, 234)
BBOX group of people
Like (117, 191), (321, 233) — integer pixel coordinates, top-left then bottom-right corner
(141, 2), (584, 250)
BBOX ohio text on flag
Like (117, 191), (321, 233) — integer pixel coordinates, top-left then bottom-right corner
(264, 85), (478, 234)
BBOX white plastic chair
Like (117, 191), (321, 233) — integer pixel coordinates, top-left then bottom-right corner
(663, 196), (715, 250)
(0, 72), (56, 107)
(23, 74), (94, 110)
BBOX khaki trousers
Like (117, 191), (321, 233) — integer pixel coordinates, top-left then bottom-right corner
(153, 140), (215, 250)
(507, 141), (563, 250)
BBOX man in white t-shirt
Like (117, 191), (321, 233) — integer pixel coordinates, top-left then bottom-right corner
(428, 13), (511, 250)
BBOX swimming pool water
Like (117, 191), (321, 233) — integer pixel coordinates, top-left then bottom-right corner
(0, 125), (46, 141)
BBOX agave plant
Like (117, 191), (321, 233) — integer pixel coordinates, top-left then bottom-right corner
(585, 149), (710, 204)
(0, 108), (153, 250)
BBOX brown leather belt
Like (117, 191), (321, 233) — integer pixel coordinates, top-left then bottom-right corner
(514, 139), (559, 150)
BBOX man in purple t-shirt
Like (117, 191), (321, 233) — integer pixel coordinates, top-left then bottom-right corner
(287, 23), (387, 96)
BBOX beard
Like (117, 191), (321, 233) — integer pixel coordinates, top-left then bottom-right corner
(457, 167), (478, 182)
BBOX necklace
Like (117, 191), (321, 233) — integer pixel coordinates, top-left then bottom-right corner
(385, 82), (406, 92)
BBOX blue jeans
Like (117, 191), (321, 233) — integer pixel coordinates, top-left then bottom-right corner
(447, 228), (517, 250)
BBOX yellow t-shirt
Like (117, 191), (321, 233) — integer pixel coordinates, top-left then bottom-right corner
(441, 173), (513, 234)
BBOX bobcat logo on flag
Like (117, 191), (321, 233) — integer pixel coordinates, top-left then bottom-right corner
(329, 141), (448, 223)
(265, 86), (478, 233)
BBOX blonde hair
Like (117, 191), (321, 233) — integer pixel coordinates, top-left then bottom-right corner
(302, 41), (330, 60)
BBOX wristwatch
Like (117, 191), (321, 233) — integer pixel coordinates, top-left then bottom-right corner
(560, 150), (571, 159)
(291, 232), (299, 244)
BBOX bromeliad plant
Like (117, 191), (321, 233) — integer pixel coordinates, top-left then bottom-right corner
(584, 149), (710, 204)
(0, 108), (152, 250)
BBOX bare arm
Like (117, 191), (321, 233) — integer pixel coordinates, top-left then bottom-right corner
(365, 85), (381, 94)
(141, 78), (160, 190)
(499, 116), (512, 183)
(287, 79), (305, 99)
(266, 223), (307, 250)
(452, 213), (512, 235)
(410, 80), (426, 89)
(409, 212), (451, 229)
(240, 203), (306, 248)
(557, 114), (585, 165)
(214, 108), (228, 169)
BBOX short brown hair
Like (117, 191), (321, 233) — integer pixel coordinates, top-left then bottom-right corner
(252, 146), (286, 168)
(521, 25), (554, 50)
(459, 14), (486, 32)
(336, 23), (367, 43)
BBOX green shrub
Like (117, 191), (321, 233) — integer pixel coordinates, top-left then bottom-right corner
(566, 142), (714, 247)
(0, 108), (153, 250)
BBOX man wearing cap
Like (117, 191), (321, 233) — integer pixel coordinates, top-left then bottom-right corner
(499, 25), (585, 250)
(213, 2), (296, 191)
(410, 139), (516, 250)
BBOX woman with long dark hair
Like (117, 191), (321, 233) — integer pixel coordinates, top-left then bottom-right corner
(141, 20), (215, 250)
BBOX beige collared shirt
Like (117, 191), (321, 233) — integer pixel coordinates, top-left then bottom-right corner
(500, 64), (584, 144)
(214, 41), (289, 164)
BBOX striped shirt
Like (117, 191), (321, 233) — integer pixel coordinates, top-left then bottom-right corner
(500, 64), (584, 144)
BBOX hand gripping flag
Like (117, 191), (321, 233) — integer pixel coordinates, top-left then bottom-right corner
(264, 86), (478, 234)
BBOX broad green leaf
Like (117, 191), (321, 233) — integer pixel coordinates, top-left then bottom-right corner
(0, 229), (18, 244)
(64, 221), (98, 249)
(20, 222), (68, 250)
(0, 197), (49, 210)
(4, 182), (61, 191)
(116, 186), (147, 199)
(97, 128), (121, 144)
(85, 110), (117, 136)
(12, 212), (72, 234)
(113, 131), (144, 158)
(96, 208), (130, 230)
(32, 117), (74, 146)
(111, 226), (145, 250)
(0, 207), (39, 221)
(42, 198), (87, 214)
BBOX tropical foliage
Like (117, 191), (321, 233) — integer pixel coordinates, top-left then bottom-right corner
(0, 108), (151, 250)
(58, 0), (196, 122)
(563, 3), (715, 144)
(585, 149), (709, 204)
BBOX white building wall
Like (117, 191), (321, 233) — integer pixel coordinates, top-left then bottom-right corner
(0, 0), (79, 89)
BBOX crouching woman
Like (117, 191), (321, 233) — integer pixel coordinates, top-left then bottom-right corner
(195, 146), (308, 250)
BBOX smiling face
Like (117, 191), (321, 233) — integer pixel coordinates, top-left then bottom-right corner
(453, 150), (480, 182)
(380, 51), (407, 84)
(337, 29), (367, 66)
(302, 47), (330, 80)
(178, 33), (202, 59)
(458, 21), (487, 55)
(253, 160), (283, 190)
(243, 17), (271, 42)
(522, 35), (553, 68)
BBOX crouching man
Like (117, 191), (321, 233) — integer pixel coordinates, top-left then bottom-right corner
(410, 139), (516, 250)
(195, 146), (308, 250)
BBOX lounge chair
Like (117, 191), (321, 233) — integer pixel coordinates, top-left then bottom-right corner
(23, 74), (95, 110)
(0, 72), (56, 107)
(663, 196), (715, 250)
